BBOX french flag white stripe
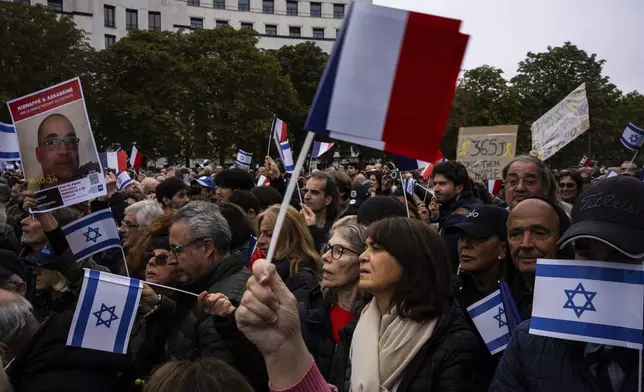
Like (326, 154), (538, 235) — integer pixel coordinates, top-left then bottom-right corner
(327, 2), (407, 141)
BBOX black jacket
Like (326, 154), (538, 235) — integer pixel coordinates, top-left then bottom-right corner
(273, 258), (320, 302)
(7, 312), (129, 392)
(162, 251), (250, 362)
(396, 301), (490, 392)
(490, 319), (641, 392)
(298, 287), (356, 392)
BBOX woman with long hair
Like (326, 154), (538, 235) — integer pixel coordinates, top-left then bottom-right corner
(235, 217), (489, 392)
(255, 205), (322, 301)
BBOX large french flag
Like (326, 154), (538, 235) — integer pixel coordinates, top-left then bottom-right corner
(271, 116), (288, 143)
(311, 141), (335, 159)
(306, 3), (468, 163)
(129, 145), (142, 170)
(99, 151), (128, 172)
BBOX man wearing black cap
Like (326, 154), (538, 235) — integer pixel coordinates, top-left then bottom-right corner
(0, 249), (28, 296)
(491, 176), (644, 392)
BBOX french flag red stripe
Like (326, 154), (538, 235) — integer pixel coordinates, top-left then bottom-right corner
(381, 13), (468, 163)
(116, 151), (128, 172)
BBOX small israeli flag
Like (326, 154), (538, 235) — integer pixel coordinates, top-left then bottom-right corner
(67, 269), (142, 354)
(235, 149), (252, 169)
(467, 289), (510, 354)
(530, 259), (644, 349)
(62, 209), (122, 262)
(279, 141), (295, 173)
(404, 178), (415, 196)
(620, 123), (644, 151)
(116, 171), (133, 191)
(0, 122), (21, 160)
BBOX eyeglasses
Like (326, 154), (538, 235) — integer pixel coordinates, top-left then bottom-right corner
(169, 238), (209, 256)
(40, 137), (80, 149)
(559, 182), (576, 189)
(120, 220), (139, 229)
(322, 243), (359, 259)
(505, 176), (540, 189)
(142, 252), (173, 266)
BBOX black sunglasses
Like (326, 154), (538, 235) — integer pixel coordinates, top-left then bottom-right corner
(142, 252), (172, 266)
(169, 238), (209, 256)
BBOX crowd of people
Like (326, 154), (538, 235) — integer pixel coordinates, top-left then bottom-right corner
(0, 152), (642, 392)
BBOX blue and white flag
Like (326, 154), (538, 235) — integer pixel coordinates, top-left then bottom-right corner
(235, 149), (252, 170)
(279, 141), (295, 173)
(62, 209), (122, 262)
(116, 171), (132, 191)
(0, 122), (21, 160)
(620, 123), (644, 151)
(404, 178), (416, 196)
(67, 269), (142, 354)
(467, 289), (511, 354)
(530, 258), (644, 349)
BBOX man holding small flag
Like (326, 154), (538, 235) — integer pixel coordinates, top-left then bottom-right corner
(491, 176), (644, 392)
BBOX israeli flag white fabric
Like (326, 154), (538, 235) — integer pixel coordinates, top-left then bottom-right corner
(467, 289), (510, 354)
(67, 269), (142, 354)
(620, 123), (644, 151)
(404, 178), (415, 196)
(280, 141), (295, 173)
(62, 209), (122, 262)
(116, 171), (132, 191)
(0, 122), (21, 160)
(530, 258), (644, 349)
(235, 149), (252, 169)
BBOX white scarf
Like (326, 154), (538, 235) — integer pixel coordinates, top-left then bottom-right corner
(349, 297), (437, 392)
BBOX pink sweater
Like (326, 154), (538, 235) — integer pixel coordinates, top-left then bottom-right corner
(269, 356), (337, 392)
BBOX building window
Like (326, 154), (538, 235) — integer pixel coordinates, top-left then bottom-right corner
(148, 11), (161, 30)
(265, 24), (277, 35)
(104, 34), (116, 49)
(310, 2), (321, 17)
(241, 22), (254, 30)
(216, 20), (229, 28)
(289, 26), (301, 37)
(213, 0), (225, 9)
(333, 4), (344, 19)
(188, 0), (199, 6)
(104, 5), (115, 28)
(190, 18), (203, 29)
(263, 0), (274, 14)
(336, 28), (340, 37)
(126, 9), (138, 30)
(47, 0), (62, 11)
(238, 0), (249, 11)
(286, 1), (298, 16)
(15, 0), (31, 5)
(312, 27), (324, 39)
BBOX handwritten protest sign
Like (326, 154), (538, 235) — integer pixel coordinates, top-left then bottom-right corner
(6, 77), (106, 212)
(456, 125), (518, 180)
(531, 83), (590, 161)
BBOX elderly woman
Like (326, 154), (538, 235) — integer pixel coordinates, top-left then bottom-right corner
(299, 224), (368, 391)
(236, 217), (489, 392)
(255, 205), (322, 301)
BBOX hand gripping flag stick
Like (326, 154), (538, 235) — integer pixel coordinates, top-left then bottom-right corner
(265, 132), (315, 264)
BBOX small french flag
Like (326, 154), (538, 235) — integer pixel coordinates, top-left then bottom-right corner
(129, 145), (143, 170)
(579, 155), (591, 168)
(256, 175), (270, 186)
(487, 179), (503, 196)
(305, 3), (468, 163)
(311, 141), (335, 159)
(271, 116), (288, 143)
(99, 151), (128, 172)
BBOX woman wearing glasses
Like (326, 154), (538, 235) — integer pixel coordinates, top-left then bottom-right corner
(254, 205), (322, 302)
(298, 224), (368, 391)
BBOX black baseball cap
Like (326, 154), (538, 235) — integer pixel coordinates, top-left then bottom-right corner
(0, 249), (27, 282)
(558, 176), (644, 258)
(444, 205), (509, 239)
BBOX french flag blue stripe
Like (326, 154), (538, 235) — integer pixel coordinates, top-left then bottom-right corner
(305, 2), (354, 135)
(113, 278), (141, 353)
(311, 142), (321, 158)
(0, 152), (20, 159)
(487, 332), (510, 353)
(62, 210), (114, 235)
(536, 263), (644, 285)
(74, 238), (122, 261)
(71, 270), (100, 346)
(468, 292), (502, 318)
(531, 317), (643, 345)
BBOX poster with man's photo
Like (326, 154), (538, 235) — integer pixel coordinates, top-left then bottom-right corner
(6, 77), (106, 212)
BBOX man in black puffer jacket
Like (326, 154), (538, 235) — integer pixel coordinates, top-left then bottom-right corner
(490, 176), (644, 392)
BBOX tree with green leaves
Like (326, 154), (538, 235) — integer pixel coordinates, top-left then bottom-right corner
(0, 2), (94, 123)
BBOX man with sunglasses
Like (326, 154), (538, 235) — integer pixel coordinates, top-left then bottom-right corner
(35, 113), (80, 188)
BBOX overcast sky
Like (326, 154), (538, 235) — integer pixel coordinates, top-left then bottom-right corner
(374, 0), (643, 94)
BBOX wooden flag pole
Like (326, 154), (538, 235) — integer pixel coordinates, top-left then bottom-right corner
(625, 150), (639, 174)
(266, 132), (315, 264)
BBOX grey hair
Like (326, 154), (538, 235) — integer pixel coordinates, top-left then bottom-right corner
(0, 274), (25, 293)
(330, 224), (367, 255)
(0, 290), (35, 342)
(0, 205), (6, 225)
(502, 155), (560, 205)
(173, 202), (232, 253)
(125, 200), (164, 229)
